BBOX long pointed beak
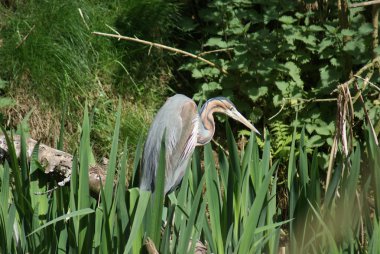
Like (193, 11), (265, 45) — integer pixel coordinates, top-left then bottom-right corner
(227, 109), (261, 135)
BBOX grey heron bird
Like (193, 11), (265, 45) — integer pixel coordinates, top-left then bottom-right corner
(140, 94), (260, 194)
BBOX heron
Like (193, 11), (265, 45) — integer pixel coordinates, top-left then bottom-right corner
(140, 94), (260, 194)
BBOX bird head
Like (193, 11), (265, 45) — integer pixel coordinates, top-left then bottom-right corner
(208, 97), (261, 135)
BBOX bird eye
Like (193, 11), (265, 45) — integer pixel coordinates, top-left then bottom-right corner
(229, 106), (234, 110)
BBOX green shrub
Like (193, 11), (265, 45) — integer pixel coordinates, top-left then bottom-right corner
(177, 0), (380, 166)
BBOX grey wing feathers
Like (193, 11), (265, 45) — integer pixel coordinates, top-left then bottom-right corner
(140, 94), (198, 194)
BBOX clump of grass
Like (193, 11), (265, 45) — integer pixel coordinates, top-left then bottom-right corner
(0, 0), (178, 154)
(1, 1), (95, 103)
(1, 106), (379, 253)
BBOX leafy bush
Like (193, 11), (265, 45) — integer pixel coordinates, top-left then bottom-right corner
(176, 0), (380, 165)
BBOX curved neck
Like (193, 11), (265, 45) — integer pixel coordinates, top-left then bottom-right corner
(197, 102), (219, 145)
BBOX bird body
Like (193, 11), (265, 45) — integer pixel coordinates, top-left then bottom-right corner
(140, 94), (259, 194)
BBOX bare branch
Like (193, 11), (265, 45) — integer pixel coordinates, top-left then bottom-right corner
(333, 56), (380, 93)
(92, 31), (228, 75)
(0, 135), (107, 194)
(349, 0), (380, 8)
(197, 48), (234, 56)
(353, 74), (380, 93)
(353, 82), (379, 145)
(268, 99), (286, 121)
(268, 97), (337, 121)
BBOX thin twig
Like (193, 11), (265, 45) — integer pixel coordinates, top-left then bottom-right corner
(332, 56), (380, 93)
(268, 97), (336, 121)
(93, 31), (228, 74)
(197, 48), (234, 56)
(354, 74), (380, 93)
(354, 82), (379, 145)
(16, 25), (35, 49)
(295, 97), (337, 102)
(268, 99), (286, 121)
(349, 0), (380, 8)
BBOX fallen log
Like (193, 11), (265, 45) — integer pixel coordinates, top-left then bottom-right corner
(0, 134), (107, 194)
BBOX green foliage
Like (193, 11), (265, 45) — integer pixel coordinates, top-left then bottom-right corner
(1, 1), (380, 252)
(177, 0), (380, 165)
(146, 130), (166, 247)
(1, 111), (379, 253)
(0, 79), (14, 109)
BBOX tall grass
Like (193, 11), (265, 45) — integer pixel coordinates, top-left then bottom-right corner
(0, 108), (379, 253)
(0, 0), (174, 155)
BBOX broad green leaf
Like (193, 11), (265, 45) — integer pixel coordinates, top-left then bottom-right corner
(205, 143), (224, 254)
(309, 148), (320, 206)
(0, 163), (10, 213)
(341, 29), (355, 37)
(124, 190), (150, 254)
(275, 81), (289, 94)
(374, 46), (380, 55)
(238, 163), (277, 253)
(318, 38), (334, 53)
(324, 24), (337, 33)
(315, 126), (331, 136)
(78, 103), (91, 254)
(104, 99), (122, 212)
(308, 201), (340, 253)
(116, 138), (129, 250)
(308, 25), (324, 32)
(192, 69), (203, 79)
(132, 135), (144, 187)
(202, 82), (222, 92)
(330, 58), (340, 67)
(0, 128), (23, 210)
(343, 38), (366, 53)
(27, 208), (94, 237)
(367, 125), (380, 216)
(100, 181), (113, 253)
(299, 128), (309, 192)
(204, 37), (228, 48)
(284, 61), (303, 87)
(358, 23), (373, 35)
(177, 180), (203, 253)
(279, 15), (297, 24)
(287, 124), (297, 190)
(248, 86), (268, 102)
(147, 130), (166, 248)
